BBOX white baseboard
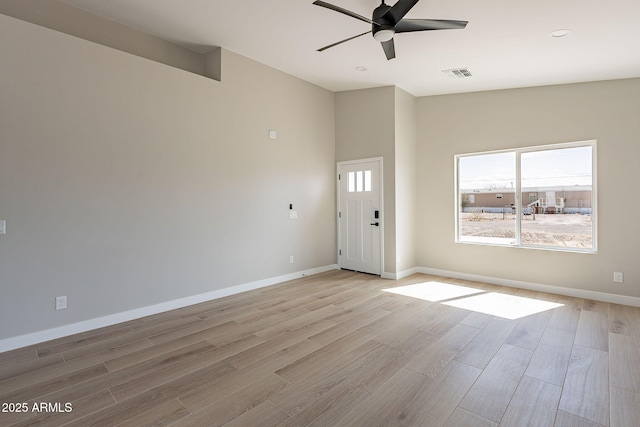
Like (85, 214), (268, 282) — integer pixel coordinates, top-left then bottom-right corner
(0, 264), (339, 353)
(382, 267), (419, 280)
(416, 267), (640, 308)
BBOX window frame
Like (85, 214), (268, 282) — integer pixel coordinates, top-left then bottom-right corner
(454, 140), (597, 253)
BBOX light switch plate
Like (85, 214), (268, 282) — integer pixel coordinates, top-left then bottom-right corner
(0, 220), (5, 234)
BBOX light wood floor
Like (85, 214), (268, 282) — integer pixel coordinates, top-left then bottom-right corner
(1, 270), (639, 426)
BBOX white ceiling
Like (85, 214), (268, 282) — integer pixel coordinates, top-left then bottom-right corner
(60, 0), (640, 96)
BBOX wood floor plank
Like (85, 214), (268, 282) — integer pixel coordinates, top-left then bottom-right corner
(610, 386), (640, 427)
(276, 339), (381, 385)
(609, 332), (640, 394)
(234, 305), (308, 328)
(371, 303), (446, 347)
(117, 398), (191, 427)
(300, 283), (368, 311)
(253, 304), (340, 341)
(406, 323), (480, 378)
(315, 340), (405, 393)
(61, 337), (153, 366)
(0, 354), (103, 397)
(189, 299), (264, 321)
(546, 298), (582, 334)
(443, 408), (497, 427)
(499, 375), (562, 427)
(504, 311), (551, 350)
(455, 318), (517, 369)
(40, 340), (218, 405)
(459, 311), (493, 329)
(146, 318), (241, 345)
(316, 367), (427, 427)
(0, 363), (109, 403)
(172, 373), (288, 427)
(323, 293), (395, 324)
(0, 353), (64, 382)
(108, 347), (235, 402)
(559, 345), (609, 426)
(608, 303), (640, 336)
(227, 319), (335, 369)
(419, 305), (473, 339)
(583, 299), (610, 315)
(178, 339), (321, 413)
(458, 344), (533, 422)
(304, 307), (390, 346)
(270, 374), (352, 418)
(103, 332), (256, 372)
(525, 327), (573, 386)
(65, 359), (236, 427)
(275, 382), (370, 427)
(0, 346), (38, 370)
(392, 360), (482, 427)
(34, 318), (151, 358)
(554, 410), (607, 427)
(222, 400), (291, 427)
(574, 310), (609, 351)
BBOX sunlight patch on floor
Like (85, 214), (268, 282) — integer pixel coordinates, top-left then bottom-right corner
(382, 281), (485, 302)
(383, 281), (564, 320)
(443, 292), (563, 320)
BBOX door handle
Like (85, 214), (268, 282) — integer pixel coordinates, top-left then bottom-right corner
(370, 222), (379, 226)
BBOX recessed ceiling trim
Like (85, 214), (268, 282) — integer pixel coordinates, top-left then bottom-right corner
(550, 29), (571, 38)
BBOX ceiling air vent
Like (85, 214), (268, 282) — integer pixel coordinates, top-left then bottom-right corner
(442, 68), (472, 78)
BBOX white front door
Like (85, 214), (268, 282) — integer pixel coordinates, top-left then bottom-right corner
(338, 158), (382, 275)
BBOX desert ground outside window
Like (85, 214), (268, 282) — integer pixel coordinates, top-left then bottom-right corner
(455, 140), (596, 253)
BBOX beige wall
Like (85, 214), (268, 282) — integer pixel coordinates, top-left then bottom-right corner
(417, 78), (640, 297)
(335, 86), (397, 274)
(394, 87), (417, 273)
(334, 86), (418, 276)
(0, 14), (336, 340)
(0, 0), (210, 77)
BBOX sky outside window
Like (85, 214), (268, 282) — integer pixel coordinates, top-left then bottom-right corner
(459, 146), (592, 190)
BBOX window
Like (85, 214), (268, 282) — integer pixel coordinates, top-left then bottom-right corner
(347, 170), (372, 193)
(455, 141), (596, 252)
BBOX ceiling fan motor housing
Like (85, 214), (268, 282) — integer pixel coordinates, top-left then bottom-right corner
(372, 4), (395, 42)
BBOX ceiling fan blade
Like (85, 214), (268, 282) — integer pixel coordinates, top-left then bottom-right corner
(317, 31), (371, 52)
(313, 1), (379, 26)
(385, 0), (419, 24)
(395, 18), (468, 33)
(381, 39), (396, 60)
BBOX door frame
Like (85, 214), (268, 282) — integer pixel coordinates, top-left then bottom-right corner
(336, 157), (384, 275)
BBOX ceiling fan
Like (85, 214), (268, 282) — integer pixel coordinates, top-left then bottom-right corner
(313, 0), (468, 60)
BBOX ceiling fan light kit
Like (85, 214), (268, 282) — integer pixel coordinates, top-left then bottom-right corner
(373, 29), (395, 42)
(313, 0), (468, 60)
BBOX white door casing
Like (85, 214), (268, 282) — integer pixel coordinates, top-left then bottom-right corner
(337, 158), (382, 275)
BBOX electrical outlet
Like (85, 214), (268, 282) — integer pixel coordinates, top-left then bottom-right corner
(290, 256), (294, 264)
(55, 296), (67, 310)
(613, 272), (624, 283)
